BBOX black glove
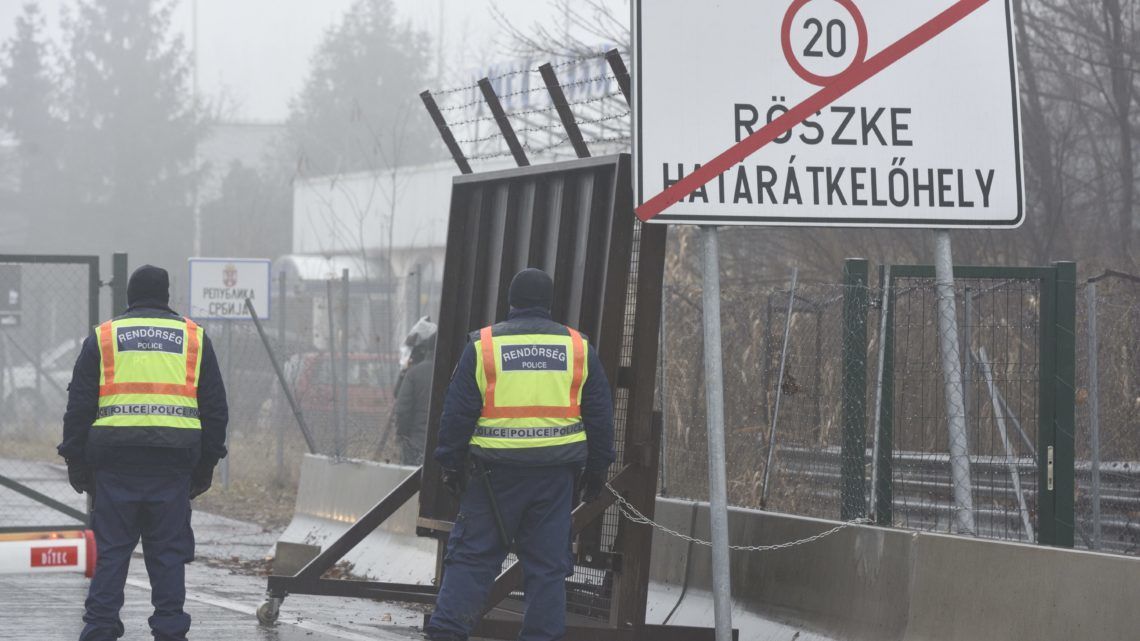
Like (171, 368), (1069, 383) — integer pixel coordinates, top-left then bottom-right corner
(580, 469), (607, 504)
(441, 468), (466, 499)
(189, 464), (215, 500)
(67, 461), (92, 494)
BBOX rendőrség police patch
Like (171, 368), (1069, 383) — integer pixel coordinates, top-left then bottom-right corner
(117, 326), (185, 354)
(500, 344), (568, 371)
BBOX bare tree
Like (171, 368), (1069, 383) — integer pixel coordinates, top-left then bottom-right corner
(491, 0), (629, 60)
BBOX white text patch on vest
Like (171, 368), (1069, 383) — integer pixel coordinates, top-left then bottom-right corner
(117, 326), (185, 354)
(96, 404), (200, 419)
(474, 424), (584, 439)
(499, 344), (568, 371)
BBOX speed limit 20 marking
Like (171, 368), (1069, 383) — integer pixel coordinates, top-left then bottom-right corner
(633, 0), (1022, 224)
(782, 0), (869, 86)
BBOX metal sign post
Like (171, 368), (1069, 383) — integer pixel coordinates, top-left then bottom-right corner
(699, 226), (733, 641)
(932, 230), (975, 534)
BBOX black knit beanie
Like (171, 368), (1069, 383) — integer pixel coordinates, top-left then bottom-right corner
(126, 265), (170, 307)
(508, 268), (553, 310)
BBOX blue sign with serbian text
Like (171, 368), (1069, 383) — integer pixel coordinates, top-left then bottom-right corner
(117, 326), (185, 355)
(500, 344), (568, 371)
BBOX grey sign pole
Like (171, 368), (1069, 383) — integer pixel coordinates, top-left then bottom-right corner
(932, 230), (976, 535)
(699, 225), (733, 641)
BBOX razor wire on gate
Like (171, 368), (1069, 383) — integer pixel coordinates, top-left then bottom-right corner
(0, 255), (101, 535)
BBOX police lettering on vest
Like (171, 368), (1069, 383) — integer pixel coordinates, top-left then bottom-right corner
(500, 344), (568, 371)
(116, 326), (185, 354)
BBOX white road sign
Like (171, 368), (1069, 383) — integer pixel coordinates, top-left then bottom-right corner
(188, 258), (271, 321)
(633, 0), (1024, 227)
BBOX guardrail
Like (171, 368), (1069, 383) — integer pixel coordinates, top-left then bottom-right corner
(775, 445), (1139, 553)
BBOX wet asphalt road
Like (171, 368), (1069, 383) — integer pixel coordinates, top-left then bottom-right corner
(0, 561), (427, 641)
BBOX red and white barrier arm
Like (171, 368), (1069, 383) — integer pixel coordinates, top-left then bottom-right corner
(0, 530), (95, 577)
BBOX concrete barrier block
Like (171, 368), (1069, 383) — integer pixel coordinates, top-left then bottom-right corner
(904, 533), (1140, 641)
(647, 497), (1140, 641)
(649, 499), (910, 641)
(276, 454), (436, 582)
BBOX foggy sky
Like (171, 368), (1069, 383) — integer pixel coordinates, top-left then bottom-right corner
(0, 0), (629, 123)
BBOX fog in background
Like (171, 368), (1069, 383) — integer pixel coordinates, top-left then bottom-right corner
(0, 0), (610, 121)
(1, 0), (1138, 296)
(0, 0), (628, 292)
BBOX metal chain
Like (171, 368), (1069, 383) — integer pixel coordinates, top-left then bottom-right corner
(606, 483), (871, 552)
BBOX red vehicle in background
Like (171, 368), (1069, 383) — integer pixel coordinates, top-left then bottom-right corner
(277, 352), (399, 433)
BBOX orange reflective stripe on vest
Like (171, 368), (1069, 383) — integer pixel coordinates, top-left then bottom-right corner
(479, 326), (585, 420)
(98, 382), (198, 398)
(479, 326), (497, 411)
(184, 318), (200, 389)
(98, 321), (115, 385)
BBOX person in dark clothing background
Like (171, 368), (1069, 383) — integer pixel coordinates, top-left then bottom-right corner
(394, 330), (435, 465)
(425, 268), (615, 641)
(58, 264), (228, 641)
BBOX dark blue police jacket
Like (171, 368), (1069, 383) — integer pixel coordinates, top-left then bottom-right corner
(57, 301), (229, 475)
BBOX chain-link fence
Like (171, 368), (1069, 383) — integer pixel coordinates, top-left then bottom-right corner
(169, 268), (427, 563)
(0, 255), (433, 563)
(660, 277), (877, 521)
(660, 263), (1140, 557)
(1076, 273), (1140, 556)
(887, 272), (1042, 542)
(4, 256), (1137, 567)
(0, 256), (100, 534)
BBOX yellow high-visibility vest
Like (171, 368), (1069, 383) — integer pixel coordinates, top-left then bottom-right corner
(471, 325), (589, 465)
(91, 317), (203, 449)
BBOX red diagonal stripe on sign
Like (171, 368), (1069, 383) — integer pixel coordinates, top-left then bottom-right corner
(636, 0), (993, 222)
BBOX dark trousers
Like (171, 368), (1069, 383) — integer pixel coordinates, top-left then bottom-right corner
(425, 464), (576, 641)
(80, 470), (194, 641)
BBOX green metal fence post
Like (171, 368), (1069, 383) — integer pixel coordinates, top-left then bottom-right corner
(874, 266), (894, 525)
(111, 252), (128, 316)
(841, 258), (870, 520)
(1052, 261), (1076, 548)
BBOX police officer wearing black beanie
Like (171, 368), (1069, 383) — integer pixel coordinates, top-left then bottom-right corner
(59, 264), (229, 641)
(426, 268), (615, 641)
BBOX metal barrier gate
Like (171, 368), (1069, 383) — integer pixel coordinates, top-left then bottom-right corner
(419, 154), (667, 638)
(0, 254), (125, 535)
(261, 154), (706, 640)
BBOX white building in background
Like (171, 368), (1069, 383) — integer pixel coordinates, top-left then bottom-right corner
(285, 158), (513, 352)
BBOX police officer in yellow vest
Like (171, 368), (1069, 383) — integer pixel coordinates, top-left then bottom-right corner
(425, 269), (615, 641)
(58, 265), (228, 641)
